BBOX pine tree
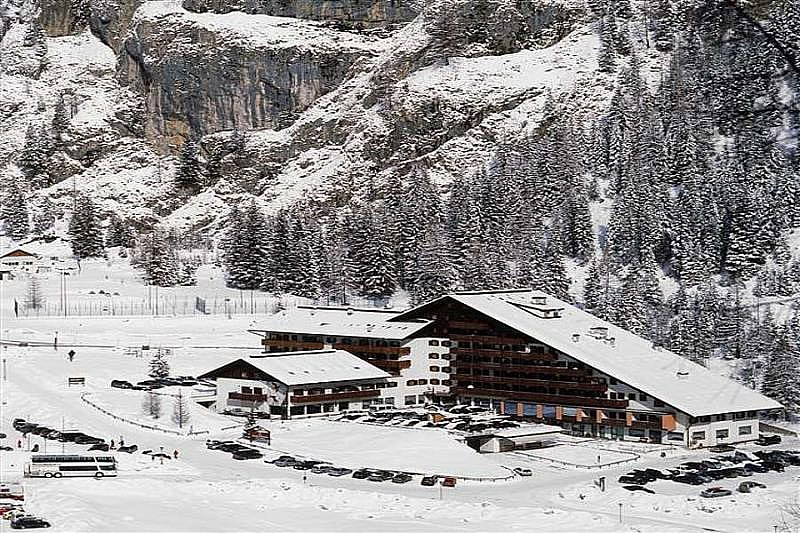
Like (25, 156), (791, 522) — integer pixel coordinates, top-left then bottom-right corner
(223, 202), (269, 290)
(24, 276), (45, 311)
(31, 196), (57, 235)
(761, 325), (800, 413)
(598, 15), (617, 73)
(135, 231), (179, 287)
(52, 94), (70, 145)
(1, 179), (30, 241)
(68, 195), (105, 259)
(17, 124), (53, 186)
(106, 216), (135, 248)
(412, 229), (455, 305)
(148, 350), (170, 379)
(142, 391), (162, 419)
(175, 138), (203, 191)
(172, 389), (191, 429)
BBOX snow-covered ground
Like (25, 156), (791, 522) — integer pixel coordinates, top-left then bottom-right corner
(1, 261), (800, 531)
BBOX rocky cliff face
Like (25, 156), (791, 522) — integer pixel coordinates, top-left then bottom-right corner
(117, 4), (386, 148)
(181, 0), (422, 28)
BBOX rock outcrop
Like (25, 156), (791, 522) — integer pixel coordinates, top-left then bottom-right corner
(117, 5), (384, 148)
(181, 0), (422, 28)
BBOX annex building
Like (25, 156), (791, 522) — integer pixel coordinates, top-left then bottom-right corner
(232, 290), (782, 448)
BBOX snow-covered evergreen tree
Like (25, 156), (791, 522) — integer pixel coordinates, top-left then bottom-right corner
(1, 178), (30, 240)
(68, 195), (105, 259)
(175, 138), (203, 191)
(148, 350), (170, 379)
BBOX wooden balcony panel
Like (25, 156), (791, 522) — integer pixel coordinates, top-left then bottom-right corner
(368, 359), (412, 371)
(451, 375), (607, 392)
(447, 320), (492, 331)
(292, 389), (381, 404)
(452, 387), (629, 409)
(451, 361), (589, 376)
(263, 339), (325, 350)
(229, 392), (269, 402)
(449, 334), (531, 345)
(333, 344), (410, 356)
(450, 347), (558, 361)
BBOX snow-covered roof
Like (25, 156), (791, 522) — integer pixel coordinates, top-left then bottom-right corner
(249, 307), (429, 340)
(238, 349), (391, 386)
(394, 290), (782, 418)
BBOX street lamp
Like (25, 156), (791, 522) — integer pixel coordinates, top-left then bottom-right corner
(618, 502), (623, 524)
(466, 384), (474, 407)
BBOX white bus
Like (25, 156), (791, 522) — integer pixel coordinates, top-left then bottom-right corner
(25, 455), (118, 478)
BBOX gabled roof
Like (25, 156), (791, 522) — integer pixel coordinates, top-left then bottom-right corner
(393, 290), (782, 418)
(0, 248), (37, 259)
(249, 306), (430, 341)
(201, 349), (391, 386)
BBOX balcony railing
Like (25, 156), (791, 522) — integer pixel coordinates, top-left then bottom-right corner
(449, 334), (530, 345)
(451, 361), (589, 376)
(333, 344), (410, 356)
(450, 347), (558, 360)
(451, 387), (629, 409)
(292, 389), (381, 404)
(452, 375), (607, 392)
(262, 339), (324, 351)
(368, 359), (411, 371)
(228, 392), (268, 402)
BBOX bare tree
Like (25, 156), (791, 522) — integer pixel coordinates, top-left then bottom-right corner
(141, 391), (162, 419)
(172, 389), (190, 429)
(24, 275), (45, 311)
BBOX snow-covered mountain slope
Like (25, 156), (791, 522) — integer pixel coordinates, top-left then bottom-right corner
(1, 0), (592, 229)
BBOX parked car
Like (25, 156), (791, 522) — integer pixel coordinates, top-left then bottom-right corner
(326, 468), (353, 477)
(737, 481), (766, 493)
(217, 443), (249, 454)
(292, 461), (318, 471)
(700, 487), (733, 498)
(420, 476), (438, 486)
(352, 469), (371, 479)
(110, 380), (133, 389)
(0, 446), (13, 452)
(367, 473), (387, 482)
(709, 444), (736, 453)
(310, 465), (333, 474)
(672, 474), (707, 485)
(441, 477), (457, 487)
(622, 485), (655, 494)
(619, 474), (650, 485)
(272, 458), (300, 468)
(762, 460), (785, 472)
(0, 433), (6, 439)
(117, 445), (138, 454)
(136, 380), (164, 389)
(392, 473), (413, 484)
(514, 468), (533, 477)
(151, 452), (171, 460)
(74, 435), (104, 445)
(756, 434), (782, 446)
(88, 443), (110, 452)
(10, 515), (50, 529)
(232, 449), (263, 460)
(31, 427), (53, 437)
(744, 462), (769, 473)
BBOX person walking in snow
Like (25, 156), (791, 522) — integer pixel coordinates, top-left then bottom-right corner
(68, 349), (75, 362)
(173, 449), (179, 459)
(110, 439), (115, 449)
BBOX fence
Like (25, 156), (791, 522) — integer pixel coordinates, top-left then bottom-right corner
(13, 292), (399, 318)
(510, 445), (640, 470)
(80, 392), (208, 437)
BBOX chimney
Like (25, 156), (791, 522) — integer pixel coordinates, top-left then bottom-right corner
(589, 326), (609, 340)
(572, 333), (580, 343)
(346, 308), (354, 316)
(530, 295), (547, 306)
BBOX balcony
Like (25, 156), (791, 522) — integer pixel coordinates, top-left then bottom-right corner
(450, 347), (558, 360)
(228, 392), (268, 402)
(334, 344), (411, 356)
(368, 359), (411, 371)
(449, 334), (530, 345)
(451, 387), (629, 409)
(452, 360), (588, 376)
(262, 339), (324, 351)
(292, 389), (381, 404)
(452, 375), (607, 392)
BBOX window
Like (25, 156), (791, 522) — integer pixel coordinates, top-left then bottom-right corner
(405, 395), (416, 405)
(715, 414), (727, 422)
(241, 386), (252, 394)
(738, 425), (752, 436)
(442, 380), (452, 386)
(306, 405), (321, 414)
(441, 340), (451, 347)
(406, 380), (418, 386)
(628, 428), (645, 438)
(542, 405), (556, 418)
(504, 402), (518, 415)
(610, 378), (618, 385)
(428, 340), (440, 346)
(388, 381), (398, 388)
(253, 387), (262, 395)
(323, 404), (334, 412)
(430, 366), (440, 372)
(430, 379), (440, 385)
(691, 431), (706, 441)
(523, 403), (537, 416)
(716, 429), (729, 440)
(627, 393), (636, 400)
(442, 367), (452, 373)
(441, 354), (452, 361)
(290, 406), (305, 416)
(654, 399), (664, 408)
(429, 353), (440, 359)
(639, 393), (648, 401)
(667, 432), (684, 442)
(418, 379), (428, 385)
(734, 412), (747, 420)
(385, 397), (395, 406)
(563, 407), (577, 417)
